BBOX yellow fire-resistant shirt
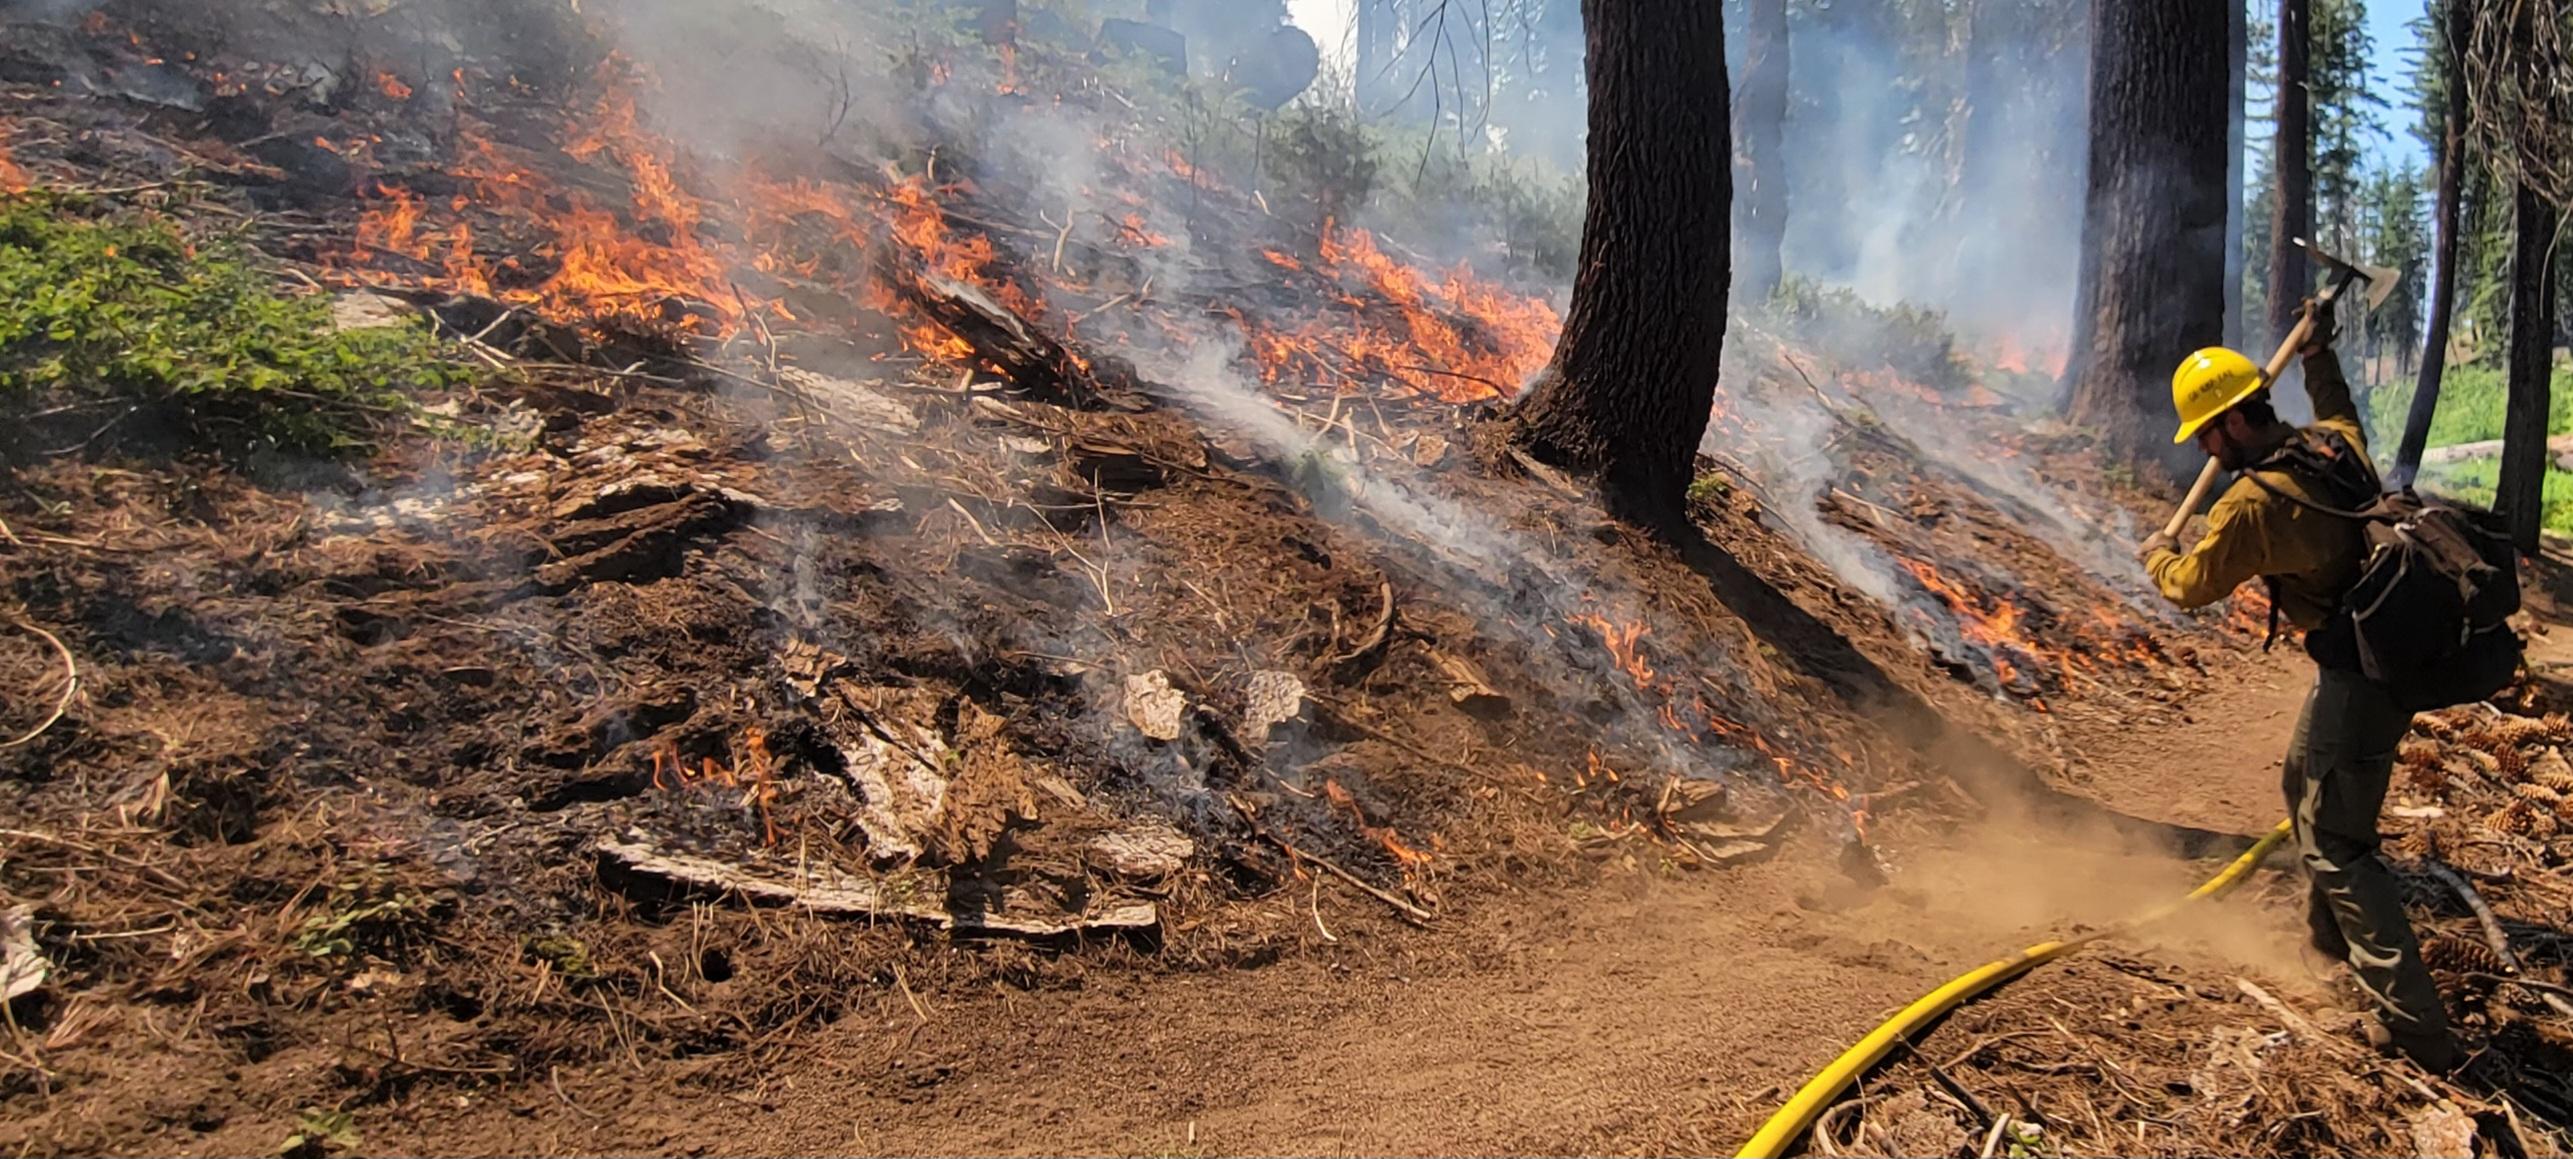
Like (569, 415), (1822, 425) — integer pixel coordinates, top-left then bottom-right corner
(2145, 351), (2373, 631)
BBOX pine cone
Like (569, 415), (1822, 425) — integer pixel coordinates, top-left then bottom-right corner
(2492, 715), (2562, 747)
(2392, 826), (2438, 862)
(2403, 759), (2457, 797)
(2495, 744), (2530, 779)
(2534, 757), (2573, 795)
(2515, 781), (2564, 804)
(2488, 798), (2559, 838)
(2397, 739), (2443, 772)
(2422, 936), (2509, 979)
(2415, 713), (2466, 741)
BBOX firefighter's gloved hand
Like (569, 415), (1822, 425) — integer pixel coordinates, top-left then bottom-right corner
(2299, 296), (2338, 354)
(2137, 530), (2178, 561)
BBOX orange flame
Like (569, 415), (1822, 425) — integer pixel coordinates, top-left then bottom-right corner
(1322, 777), (1434, 872)
(1896, 554), (2175, 696)
(1569, 611), (1659, 691)
(0, 137), (27, 194)
(649, 727), (782, 846)
(1236, 222), (1557, 402)
(376, 70), (414, 102)
(332, 59), (753, 336)
(1113, 212), (1166, 248)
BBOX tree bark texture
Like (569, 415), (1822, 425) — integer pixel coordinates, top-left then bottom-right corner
(2391, 0), (2472, 487)
(1733, 0), (1788, 305)
(2264, 0), (2312, 346)
(2499, 182), (2559, 552)
(2224, 0), (2249, 348)
(1507, 0), (1730, 521)
(2063, 0), (2231, 479)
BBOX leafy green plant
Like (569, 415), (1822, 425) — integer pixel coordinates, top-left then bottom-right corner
(0, 193), (462, 454)
(527, 934), (597, 980)
(277, 1109), (359, 1158)
(290, 880), (430, 961)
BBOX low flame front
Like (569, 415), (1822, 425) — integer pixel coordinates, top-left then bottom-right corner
(1566, 609), (1861, 830)
(1239, 221), (1560, 404)
(0, 125), (27, 193)
(650, 728), (782, 847)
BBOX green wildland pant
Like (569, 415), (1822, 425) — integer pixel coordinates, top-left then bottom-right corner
(2282, 665), (2457, 1070)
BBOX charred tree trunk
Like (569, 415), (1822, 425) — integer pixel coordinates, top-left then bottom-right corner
(1733, 0), (1788, 305)
(2265, 0), (2312, 344)
(1504, 0), (1729, 524)
(2391, 0), (2472, 488)
(2223, 0), (2248, 348)
(2062, 0), (2231, 479)
(2499, 182), (2560, 552)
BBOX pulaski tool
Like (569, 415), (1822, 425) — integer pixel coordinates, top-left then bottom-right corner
(2160, 239), (2400, 541)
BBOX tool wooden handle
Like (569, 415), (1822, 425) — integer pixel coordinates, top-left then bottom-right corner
(2161, 458), (2222, 540)
(2162, 274), (2345, 541)
(2259, 309), (2319, 387)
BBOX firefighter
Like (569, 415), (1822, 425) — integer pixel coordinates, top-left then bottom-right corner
(2135, 304), (2461, 1073)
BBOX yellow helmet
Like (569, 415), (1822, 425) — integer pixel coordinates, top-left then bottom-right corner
(2170, 347), (2267, 444)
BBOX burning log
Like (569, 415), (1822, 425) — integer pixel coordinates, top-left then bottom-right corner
(878, 258), (1136, 410)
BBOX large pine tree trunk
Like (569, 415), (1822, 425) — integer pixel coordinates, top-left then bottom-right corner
(1505, 0), (1729, 523)
(2224, 0), (2248, 348)
(2264, 0), (2312, 344)
(2499, 182), (2560, 552)
(2391, 0), (2471, 488)
(1733, 0), (1788, 305)
(2061, 0), (2231, 479)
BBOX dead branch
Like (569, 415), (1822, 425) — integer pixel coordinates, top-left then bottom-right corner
(2433, 858), (2573, 1018)
(1330, 579), (1396, 669)
(2426, 859), (2525, 972)
(1, 619), (76, 750)
(1224, 793), (1433, 926)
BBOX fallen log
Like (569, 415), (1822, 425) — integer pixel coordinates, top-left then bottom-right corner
(596, 835), (1159, 937)
(876, 255), (1145, 411)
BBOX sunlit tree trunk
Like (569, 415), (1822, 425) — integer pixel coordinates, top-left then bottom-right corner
(2499, 182), (2559, 552)
(2224, 0), (2248, 348)
(2061, 0), (2231, 480)
(2391, 0), (2470, 487)
(2264, 0), (2311, 344)
(1504, 0), (1729, 524)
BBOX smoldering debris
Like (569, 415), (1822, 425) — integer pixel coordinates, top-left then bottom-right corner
(0, 3), (2329, 1153)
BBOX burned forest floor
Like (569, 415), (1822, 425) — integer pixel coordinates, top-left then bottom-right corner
(7, 2), (2573, 1155)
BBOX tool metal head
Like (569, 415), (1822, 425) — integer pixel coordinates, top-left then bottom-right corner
(2294, 237), (2402, 310)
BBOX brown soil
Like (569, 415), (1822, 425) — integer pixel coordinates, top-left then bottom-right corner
(5, 5), (2571, 1156)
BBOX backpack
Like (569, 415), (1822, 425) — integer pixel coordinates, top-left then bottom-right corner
(2246, 431), (2524, 711)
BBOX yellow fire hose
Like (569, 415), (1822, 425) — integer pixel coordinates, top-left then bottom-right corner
(1736, 819), (2296, 1158)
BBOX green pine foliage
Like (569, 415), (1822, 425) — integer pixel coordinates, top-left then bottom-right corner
(2357, 163), (2428, 369)
(0, 194), (462, 456)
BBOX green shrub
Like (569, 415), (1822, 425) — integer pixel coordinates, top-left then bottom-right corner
(1473, 159), (1583, 280)
(0, 193), (461, 455)
(1765, 275), (1969, 394)
(1268, 98), (1380, 233)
